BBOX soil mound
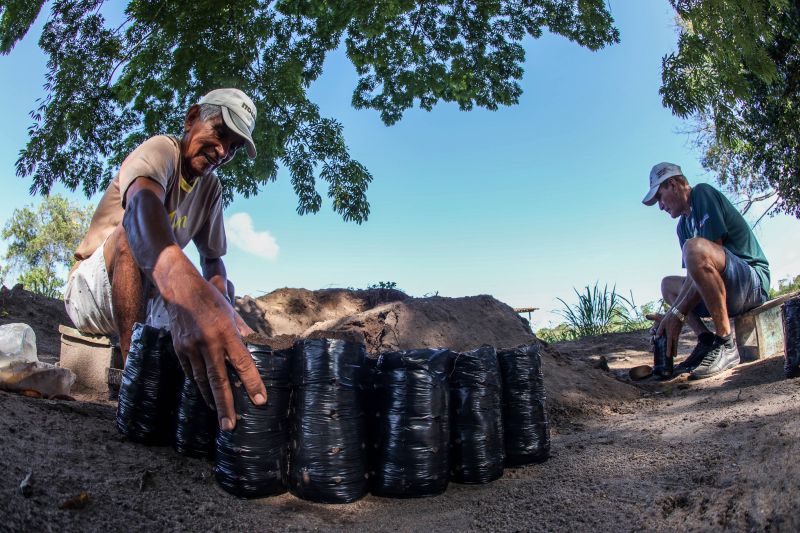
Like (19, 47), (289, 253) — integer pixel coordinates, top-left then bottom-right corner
(236, 287), (408, 337)
(237, 288), (641, 419)
(303, 294), (535, 353)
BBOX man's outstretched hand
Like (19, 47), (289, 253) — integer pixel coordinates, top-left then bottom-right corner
(165, 271), (267, 431)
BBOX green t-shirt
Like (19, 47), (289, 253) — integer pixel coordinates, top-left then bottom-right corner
(677, 183), (770, 295)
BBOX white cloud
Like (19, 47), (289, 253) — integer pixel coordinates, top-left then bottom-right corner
(225, 213), (279, 260)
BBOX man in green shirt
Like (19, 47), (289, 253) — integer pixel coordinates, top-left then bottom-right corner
(643, 163), (770, 379)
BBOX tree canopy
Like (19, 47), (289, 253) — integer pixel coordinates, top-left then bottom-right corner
(0, 0), (619, 223)
(1, 194), (93, 298)
(661, 0), (800, 218)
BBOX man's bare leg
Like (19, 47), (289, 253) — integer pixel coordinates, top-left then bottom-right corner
(682, 238), (730, 337)
(660, 275), (712, 336)
(104, 225), (148, 362)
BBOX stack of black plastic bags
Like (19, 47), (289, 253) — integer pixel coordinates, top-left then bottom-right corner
(116, 323), (550, 502)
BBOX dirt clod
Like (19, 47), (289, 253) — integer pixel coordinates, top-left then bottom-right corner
(59, 491), (90, 510)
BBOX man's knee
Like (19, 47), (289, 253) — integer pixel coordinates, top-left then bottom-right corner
(104, 225), (137, 281)
(682, 237), (721, 272)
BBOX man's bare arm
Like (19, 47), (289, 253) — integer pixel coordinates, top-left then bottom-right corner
(122, 177), (266, 430)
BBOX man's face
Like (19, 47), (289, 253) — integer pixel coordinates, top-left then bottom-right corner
(656, 179), (686, 218)
(182, 111), (245, 179)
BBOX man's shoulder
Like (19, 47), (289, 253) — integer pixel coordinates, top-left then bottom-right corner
(692, 182), (722, 198)
(138, 134), (179, 153)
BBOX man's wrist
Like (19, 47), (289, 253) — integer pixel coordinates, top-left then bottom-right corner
(670, 306), (686, 323)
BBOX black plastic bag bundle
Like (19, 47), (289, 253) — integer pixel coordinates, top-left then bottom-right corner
(372, 349), (453, 498)
(215, 344), (292, 498)
(289, 339), (369, 503)
(174, 376), (218, 458)
(449, 345), (505, 484)
(116, 323), (184, 445)
(497, 344), (550, 466)
(783, 297), (800, 378)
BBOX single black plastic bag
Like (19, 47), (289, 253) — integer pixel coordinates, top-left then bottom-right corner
(652, 335), (673, 380)
(116, 323), (184, 445)
(215, 343), (292, 498)
(783, 297), (800, 378)
(372, 349), (453, 498)
(289, 338), (369, 503)
(449, 345), (505, 484)
(497, 344), (550, 466)
(174, 376), (218, 458)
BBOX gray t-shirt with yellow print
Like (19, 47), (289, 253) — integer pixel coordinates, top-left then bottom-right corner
(74, 135), (227, 261)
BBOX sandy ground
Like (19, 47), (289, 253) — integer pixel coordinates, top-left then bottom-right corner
(2, 286), (798, 531)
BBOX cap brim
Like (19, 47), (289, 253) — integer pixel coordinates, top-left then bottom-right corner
(642, 185), (659, 206)
(221, 107), (257, 158)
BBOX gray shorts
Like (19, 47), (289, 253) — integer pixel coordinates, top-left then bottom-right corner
(694, 248), (767, 318)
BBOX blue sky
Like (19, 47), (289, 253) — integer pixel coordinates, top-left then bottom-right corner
(1, 2), (798, 330)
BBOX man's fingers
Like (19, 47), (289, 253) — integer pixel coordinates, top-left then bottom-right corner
(173, 346), (193, 384)
(645, 313), (664, 322)
(204, 348), (237, 432)
(190, 355), (215, 411)
(227, 341), (267, 406)
(666, 333), (676, 360)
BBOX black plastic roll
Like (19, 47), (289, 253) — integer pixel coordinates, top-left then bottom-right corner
(361, 356), (380, 477)
(215, 344), (292, 498)
(372, 349), (453, 498)
(652, 335), (673, 380)
(783, 297), (800, 378)
(174, 376), (218, 458)
(289, 338), (369, 504)
(449, 345), (505, 484)
(116, 323), (184, 445)
(497, 344), (550, 466)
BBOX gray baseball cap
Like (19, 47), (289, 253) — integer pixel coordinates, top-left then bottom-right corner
(642, 162), (683, 205)
(199, 88), (258, 158)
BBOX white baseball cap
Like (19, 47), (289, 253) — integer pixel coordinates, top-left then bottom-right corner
(199, 88), (258, 158)
(642, 162), (683, 206)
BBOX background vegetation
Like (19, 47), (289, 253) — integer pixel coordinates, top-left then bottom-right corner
(536, 283), (663, 343)
(0, 0), (618, 223)
(1, 194), (93, 298)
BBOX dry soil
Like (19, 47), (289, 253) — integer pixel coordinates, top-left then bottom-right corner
(1, 285), (797, 532)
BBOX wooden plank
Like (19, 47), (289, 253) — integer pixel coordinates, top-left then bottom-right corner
(733, 292), (799, 361)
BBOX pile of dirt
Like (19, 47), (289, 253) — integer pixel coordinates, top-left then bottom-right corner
(236, 287), (408, 337)
(237, 288), (641, 420)
(238, 288), (535, 353)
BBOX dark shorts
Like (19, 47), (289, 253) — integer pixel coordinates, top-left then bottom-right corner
(694, 248), (767, 318)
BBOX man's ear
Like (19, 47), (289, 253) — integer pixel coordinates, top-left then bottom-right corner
(184, 104), (201, 133)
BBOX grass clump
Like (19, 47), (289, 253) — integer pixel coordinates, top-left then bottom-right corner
(536, 282), (661, 343)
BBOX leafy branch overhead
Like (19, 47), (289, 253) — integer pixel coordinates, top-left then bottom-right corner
(660, 0), (800, 218)
(0, 0), (619, 223)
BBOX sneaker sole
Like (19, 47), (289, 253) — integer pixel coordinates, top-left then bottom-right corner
(689, 359), (739, 380)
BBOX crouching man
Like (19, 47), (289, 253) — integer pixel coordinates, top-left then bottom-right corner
(643, 163), (770, 379)
(64, 88), (266, 429)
